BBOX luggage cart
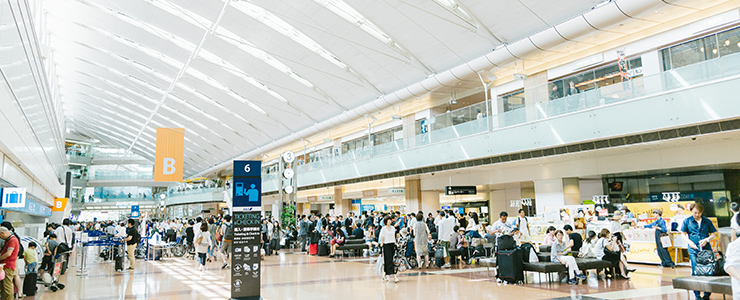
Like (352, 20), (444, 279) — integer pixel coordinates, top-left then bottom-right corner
(42, 252), (69, 292)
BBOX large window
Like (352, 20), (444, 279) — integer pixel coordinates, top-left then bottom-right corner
(661, 26), (740, 70)
(549, 57), (643, 100)
(341, 126), (402, 154)
(502, 90), (525, 112)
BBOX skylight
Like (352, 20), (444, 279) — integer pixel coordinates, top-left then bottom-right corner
(432, 0), (478, 30)
(231, 1), (361, 77)
(313, 0), (411, 59)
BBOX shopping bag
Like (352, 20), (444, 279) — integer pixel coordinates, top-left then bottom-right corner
(375, 255), (384, 275)
(529, 248), (539, 263)
(659, 234), (672, 248)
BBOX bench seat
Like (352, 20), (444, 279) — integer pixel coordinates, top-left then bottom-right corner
(672, 276), (732, 295)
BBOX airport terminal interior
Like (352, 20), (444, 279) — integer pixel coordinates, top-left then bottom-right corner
(4, 0), (740, 299)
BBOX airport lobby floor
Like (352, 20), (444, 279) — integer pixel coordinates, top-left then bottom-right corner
(31, 249), (705, 300)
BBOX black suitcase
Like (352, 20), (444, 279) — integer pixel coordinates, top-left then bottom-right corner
(497, 235), (516, 251)
(115, 253), (125, 271)
(318, 244), (329, 256)
(496, 248), (524, 284)
(23, 272), (38, 296)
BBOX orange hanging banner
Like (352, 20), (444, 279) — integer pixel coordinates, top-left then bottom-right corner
(154, 128), (185, 182)
(52, 198), (68, 212)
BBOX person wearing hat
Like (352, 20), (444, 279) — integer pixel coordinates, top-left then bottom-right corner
(620, 206), (635, 223)
(0, 227), (19, 300)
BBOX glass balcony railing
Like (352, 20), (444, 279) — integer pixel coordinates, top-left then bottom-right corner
(296, 51), (740, 174)
(168, 187), (224, 197)
(87, 170), (153, 180)
(82, 196), (154, 203)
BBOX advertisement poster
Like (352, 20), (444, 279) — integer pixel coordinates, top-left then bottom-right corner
(232, 160), (262, 300)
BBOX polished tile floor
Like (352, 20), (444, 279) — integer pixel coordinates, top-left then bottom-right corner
(28, 248), (710, 300)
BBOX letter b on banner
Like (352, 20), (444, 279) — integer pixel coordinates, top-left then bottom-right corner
(163, 158), (176, 175)
(154, 128), (184, 181)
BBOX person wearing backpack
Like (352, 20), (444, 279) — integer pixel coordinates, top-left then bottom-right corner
(38, 233), (58, 281)
(220, 215), (233, 269)
(54, 219), (74, 274)
(123, 219), (140, 271)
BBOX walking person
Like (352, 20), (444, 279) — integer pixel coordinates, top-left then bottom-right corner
(640, 209), (675, 268)
(723, 211), (740, 300)
(413, 212), (431, 268)
(379, 216), (399, 283)
(207, 218), (218, 262)
(681, 203), (717, 300)
(220, 215), (233, 269)
(552, 230), (587, 285)
(298, 215), (309, 252)
(195, 223), (212, 272)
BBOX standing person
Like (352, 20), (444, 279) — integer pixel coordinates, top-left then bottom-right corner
(23, 242), (38, 275)
(270, 221), (281, 255)
(38, 233), (58, 281)
(195, 223), (212, 272)
(640, 209), (675, 268)
(0, 227), (19, 300)
(220, 215), (233, 269)
(681, 203), (718, 300)
(438, 211), (456, 269)
(413, 213), (431, 268)
(185, 220), (195, 249)
(298, 216), (309, 252)
(379, 217), (398, 283)
(54, 218), (74, 273)
(123, 219), (140, 271)
(552, 230), (587, 285)
(514, 209), (531, 242)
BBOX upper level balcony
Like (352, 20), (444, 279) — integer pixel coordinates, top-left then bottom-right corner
(262, 52), (740, 191)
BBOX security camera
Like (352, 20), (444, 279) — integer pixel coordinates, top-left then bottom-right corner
(691, 137), (697, 141)
(431, 173), (435, 176)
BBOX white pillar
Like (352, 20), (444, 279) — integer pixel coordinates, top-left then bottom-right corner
(420, 191), (440, 215)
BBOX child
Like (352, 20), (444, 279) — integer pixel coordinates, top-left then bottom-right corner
(23, 242), (38, 275)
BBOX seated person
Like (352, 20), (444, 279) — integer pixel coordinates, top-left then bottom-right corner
(351, 224), (364, 240)
(364, 224), (379, 248)
(594, 229), (630, 279)
(329, 228), (346, 258)
(564, 225), (582, 252)
(542, 226), (557, 246)
(552, 230), (586, 285)
(449, 226), (469, 264)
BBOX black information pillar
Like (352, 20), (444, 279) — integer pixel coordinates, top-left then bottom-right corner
(231, 160), (262, 300)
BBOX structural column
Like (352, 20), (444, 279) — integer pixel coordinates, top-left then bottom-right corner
(405, 179), (421, 213)
(534, 178), (580, 216)
(333, 187), (348, 216)
(488, 182), (522, 218)
(420, 191), (440, 215)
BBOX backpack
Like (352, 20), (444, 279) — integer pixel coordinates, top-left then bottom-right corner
(224, 223), (233, 242)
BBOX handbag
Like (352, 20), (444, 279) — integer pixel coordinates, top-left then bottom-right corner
(375, 256), (384, 275)
(695, 250), (726, 276)
(529, 248), (539, 263)
(659, 233), (672, 248)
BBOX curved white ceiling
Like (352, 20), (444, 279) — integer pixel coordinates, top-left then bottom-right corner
(44, 0), (606, 176)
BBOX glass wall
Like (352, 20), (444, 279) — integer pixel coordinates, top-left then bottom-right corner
(661, 26), (740, 70)
(549, 57), (643, 100)
(341, 126), (402, 154)
(90, 186), (153, 202)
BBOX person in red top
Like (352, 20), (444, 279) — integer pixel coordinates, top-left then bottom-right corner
(0, 227), (19, 300)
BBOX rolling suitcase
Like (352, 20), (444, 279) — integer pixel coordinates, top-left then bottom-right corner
(520, 243), (535, 262)
(309, 243), (318, 255)
(318, 244), (329, 256)
(115, 245), (125, 271)
(496, 248), (524, 284)
(23, 272), (38, 296)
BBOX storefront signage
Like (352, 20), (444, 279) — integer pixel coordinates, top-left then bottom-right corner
(441, 206), (451, 209)
(647, 192), (712, 202)
(445, 186), (476, 195)
(362, 189), (377, 197)
(307, 196), (317, 202)
(361, 205), (375, 212)
(351, 199), (362, 204)
(318, 195), (334, 201)
(388, 188), (405, 194)
(592, 195), (610, 205)
(0, 189), (51, 217)
(231, 160), (262, 300)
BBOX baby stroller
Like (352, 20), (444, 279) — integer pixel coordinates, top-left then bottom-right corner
(395, 236), (418, 270)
